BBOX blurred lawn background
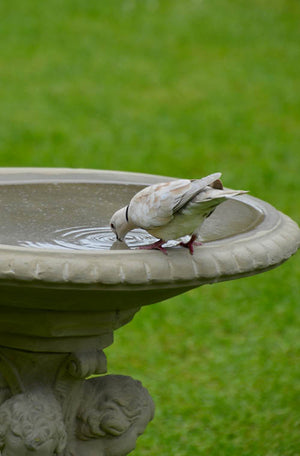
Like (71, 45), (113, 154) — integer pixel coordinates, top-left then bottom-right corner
(1, 0), (299, 454)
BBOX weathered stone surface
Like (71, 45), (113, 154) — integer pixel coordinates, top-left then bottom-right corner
(0, 348), (154, 456)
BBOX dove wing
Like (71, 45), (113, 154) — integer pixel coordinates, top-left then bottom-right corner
(172, 172), (222, 213)
(129, 173), (222, 229)
(130, 179), (193, 228)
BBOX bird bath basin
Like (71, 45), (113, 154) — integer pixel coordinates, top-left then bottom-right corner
(0, 167), (299, 456)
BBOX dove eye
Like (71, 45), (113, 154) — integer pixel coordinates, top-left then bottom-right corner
(110, 223), (115, 230)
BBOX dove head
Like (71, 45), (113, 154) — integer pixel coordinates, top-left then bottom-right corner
(110, 206), (134, 241)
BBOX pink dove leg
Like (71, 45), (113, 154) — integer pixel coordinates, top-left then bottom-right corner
(180, 234), (202, 255)
(138, 239), (168, 255)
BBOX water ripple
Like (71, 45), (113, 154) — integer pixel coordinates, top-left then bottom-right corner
(18, 226), (161, 251)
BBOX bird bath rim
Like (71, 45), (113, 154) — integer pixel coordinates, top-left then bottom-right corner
(0, 167), (299, 292)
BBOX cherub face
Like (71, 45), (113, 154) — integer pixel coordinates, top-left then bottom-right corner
(3, 431), (56, 456)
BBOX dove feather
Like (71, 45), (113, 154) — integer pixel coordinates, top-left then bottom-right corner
(172, 172), (222, 213)
(129, 173), (222, 229)
(129, 179), (190, 228)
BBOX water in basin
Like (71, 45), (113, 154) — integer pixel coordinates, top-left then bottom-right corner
(0, 182), (264, 251)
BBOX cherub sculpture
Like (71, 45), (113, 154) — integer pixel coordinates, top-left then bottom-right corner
(67, 375), (154, 456)
(0, 390), (67, 456)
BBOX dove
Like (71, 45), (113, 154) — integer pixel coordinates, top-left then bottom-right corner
(110, 173), (247, 254)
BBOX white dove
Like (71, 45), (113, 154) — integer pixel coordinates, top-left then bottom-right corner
(110, 173), (247, 254)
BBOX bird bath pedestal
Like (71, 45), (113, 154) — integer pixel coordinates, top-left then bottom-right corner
(0, 168), (299, 456)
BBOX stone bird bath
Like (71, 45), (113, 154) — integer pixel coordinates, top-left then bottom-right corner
(0, 167), (299, 456)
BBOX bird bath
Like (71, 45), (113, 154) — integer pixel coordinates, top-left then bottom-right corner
(0, 167), (299, 456)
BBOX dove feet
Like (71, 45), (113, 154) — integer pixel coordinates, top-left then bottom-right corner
(180, 234), (202, 255)
(137, 239), (168, 254)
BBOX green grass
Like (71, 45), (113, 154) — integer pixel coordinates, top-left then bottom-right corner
(1, 0), (300, 454)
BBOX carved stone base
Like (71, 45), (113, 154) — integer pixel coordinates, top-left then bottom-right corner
(0, 348), (154, 456)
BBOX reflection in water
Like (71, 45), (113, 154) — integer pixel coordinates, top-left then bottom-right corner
(18, 226), (165, 251)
